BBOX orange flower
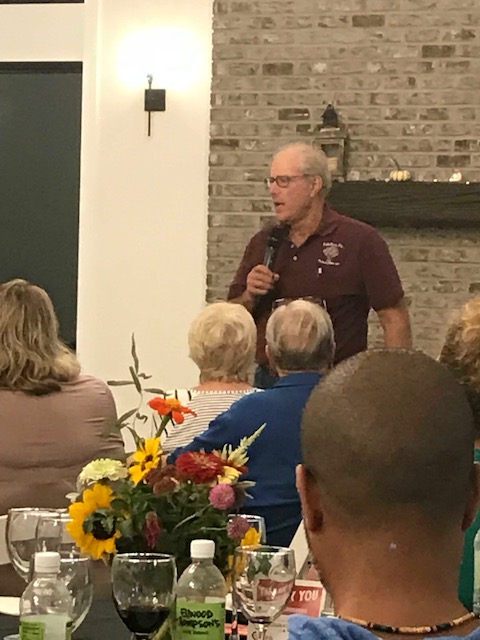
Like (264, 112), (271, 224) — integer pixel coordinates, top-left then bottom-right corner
(148, 396), (196, 424)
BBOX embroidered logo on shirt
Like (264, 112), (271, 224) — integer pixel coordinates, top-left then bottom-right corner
(318, 242), (343, 266)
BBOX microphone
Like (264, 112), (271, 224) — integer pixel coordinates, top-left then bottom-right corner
(263, 225), (288, 271)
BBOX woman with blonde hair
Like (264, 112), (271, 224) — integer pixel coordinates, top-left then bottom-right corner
(439, 294), (480, 611)
(0, 279), (124, 595)
(162, 301), (259, 452)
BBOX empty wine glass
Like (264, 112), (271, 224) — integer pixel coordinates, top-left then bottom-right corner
(233, 546), (296, 640)
(112, 553), (177, 640)
(59, 555), (93, 632)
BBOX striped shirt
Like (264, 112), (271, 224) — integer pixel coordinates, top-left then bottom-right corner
(162, 388), (259, 453)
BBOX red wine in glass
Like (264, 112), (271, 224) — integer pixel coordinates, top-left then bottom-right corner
(116, 604), (171, 637)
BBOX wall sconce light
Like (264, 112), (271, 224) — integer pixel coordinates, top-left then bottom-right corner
(144, 75), (166, 137)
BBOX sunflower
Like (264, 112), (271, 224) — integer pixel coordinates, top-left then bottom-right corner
(67, 483), (119, 560)
(129, 437), (162, 485)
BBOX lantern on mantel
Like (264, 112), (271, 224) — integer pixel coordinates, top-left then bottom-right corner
(313, 104), (347, 180)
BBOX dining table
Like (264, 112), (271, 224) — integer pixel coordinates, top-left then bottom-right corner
(0, 598), (130, 640)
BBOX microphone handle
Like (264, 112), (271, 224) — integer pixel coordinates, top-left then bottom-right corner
(263, 246), (275, 269)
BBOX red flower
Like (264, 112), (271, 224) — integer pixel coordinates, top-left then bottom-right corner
(145, 512), (162, 549)
(176, 451), (226, 484)
(148, 397), (196, 424)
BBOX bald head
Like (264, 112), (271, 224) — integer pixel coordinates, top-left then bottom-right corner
(302, 349), (475, 529)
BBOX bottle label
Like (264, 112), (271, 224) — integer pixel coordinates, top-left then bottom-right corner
(20, 620), (46, 640)
(175, 601), (226, 640)
(20, 616), (72, 640)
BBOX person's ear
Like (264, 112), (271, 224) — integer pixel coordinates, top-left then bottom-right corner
(462, 462), (480, 531)
(296, 464), (324, 532)
(310, 176), (323, 198)
(265, 345), (278, 375)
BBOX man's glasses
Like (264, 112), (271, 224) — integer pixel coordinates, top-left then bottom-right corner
(264, 175), (311, 188)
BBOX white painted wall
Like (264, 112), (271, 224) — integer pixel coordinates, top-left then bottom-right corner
(0, 4), (83, 61)
(76, 0), (213, 411)
(0, 0), (213, 429)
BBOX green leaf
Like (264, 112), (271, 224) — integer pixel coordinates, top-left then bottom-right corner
(131, 334), (140, 374)
(144, 388), (166, 395)
(117, 407), (137, 425)
(129, 366), (142, 393)
(136, 412), (149, 423)
(107, 380), (135, 387)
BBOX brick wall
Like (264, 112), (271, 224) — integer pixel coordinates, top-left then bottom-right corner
(207, 0), (480, 357)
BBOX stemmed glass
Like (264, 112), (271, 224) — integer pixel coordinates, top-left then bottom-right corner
(35, 511), (93, 632)
(232, 546), (296, 640)
(227, 515), (266, 640)
(4, 508), (60, 640)
(112, 553), (177, 640)
(6, 507), (60, 582)
(35, 511), (77, 556)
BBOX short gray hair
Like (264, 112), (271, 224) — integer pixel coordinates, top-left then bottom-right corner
(266, 300), (335, 373)
(188, 302), (257, 383)
(276, 142), (332, 195)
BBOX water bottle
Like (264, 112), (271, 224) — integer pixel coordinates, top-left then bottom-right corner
(474, 530), (480, 614)
(175, 539), (226, 640)
(20, 551), (73, 640)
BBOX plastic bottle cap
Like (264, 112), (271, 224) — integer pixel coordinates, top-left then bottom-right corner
(34, 551), (61, 573)
(191, 539), (215, 559)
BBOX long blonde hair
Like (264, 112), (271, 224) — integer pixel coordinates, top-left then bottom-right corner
(0, 279), (80, 395)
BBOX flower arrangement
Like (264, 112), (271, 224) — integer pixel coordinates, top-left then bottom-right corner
(67, 337), (264, 575)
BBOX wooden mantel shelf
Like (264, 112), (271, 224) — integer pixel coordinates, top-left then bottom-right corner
(328, 181), (480, 228)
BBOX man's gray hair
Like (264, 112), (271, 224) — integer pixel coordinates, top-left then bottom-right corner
(266, 299), (335, 374)
(276, 142), (332, 195)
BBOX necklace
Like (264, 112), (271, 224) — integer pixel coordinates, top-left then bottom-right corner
(337, 611), (478, 635)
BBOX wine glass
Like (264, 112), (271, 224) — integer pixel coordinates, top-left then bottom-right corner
(228, 514), (267, 545)
(227, 515), (267, 640)
(6, 508), (60, 582)
(35, 511), (77, 556)
(112, 553), (177, 640)
(59, 554), (94, 632)
(4, 508), (60, 640)
(232, 546), (296, 640)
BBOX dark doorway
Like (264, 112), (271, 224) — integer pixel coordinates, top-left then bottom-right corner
(0, 61), (82, 346)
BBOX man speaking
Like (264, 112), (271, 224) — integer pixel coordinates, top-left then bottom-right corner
(227, 142), (412, 388)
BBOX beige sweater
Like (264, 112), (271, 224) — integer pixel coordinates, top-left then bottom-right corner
(0, 374), (125, 596)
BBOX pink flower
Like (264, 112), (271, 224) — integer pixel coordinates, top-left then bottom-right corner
(227, 515), (251, 540)
(209, 484), (235, 510)
(145, 512), (162, 549)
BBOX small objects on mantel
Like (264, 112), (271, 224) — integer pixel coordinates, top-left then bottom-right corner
(449, 171), (463, 182)
(388, 157), (412, 182)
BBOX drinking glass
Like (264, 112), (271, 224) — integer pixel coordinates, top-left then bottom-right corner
(59, 555), (93, 632)
(35, 511), (77, 557)
(233, 546), (296, 640)
(227, 515), (267, 639)
(112, 553), (177, 640)
(228, 514), (267, 545)
(4, 507), (60, 640)
(6, 508), (60, 582)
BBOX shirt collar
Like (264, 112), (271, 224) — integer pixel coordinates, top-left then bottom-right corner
(312, 202), (341, 237)
(273, 372), (323, 388)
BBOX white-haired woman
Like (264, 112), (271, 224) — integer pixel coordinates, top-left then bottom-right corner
(162, 301), (259, 453)
(0, 279), (124, 596)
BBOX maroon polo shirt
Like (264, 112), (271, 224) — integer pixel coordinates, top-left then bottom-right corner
(227, 204), (404, 365)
